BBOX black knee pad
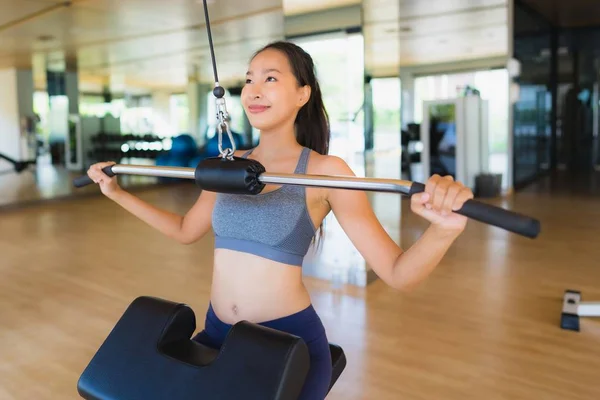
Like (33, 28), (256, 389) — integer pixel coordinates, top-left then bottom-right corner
(77, 296), (310, 400)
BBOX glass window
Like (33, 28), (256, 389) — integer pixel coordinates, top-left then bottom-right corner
(291, 31), (365, 164)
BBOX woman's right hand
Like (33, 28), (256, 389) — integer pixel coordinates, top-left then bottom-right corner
(87, 161), (121, 197)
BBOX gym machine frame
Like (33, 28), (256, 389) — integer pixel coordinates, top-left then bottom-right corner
(0, 152), (36, 174)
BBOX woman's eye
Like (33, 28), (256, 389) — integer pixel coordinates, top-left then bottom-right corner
(245, 79), (252, 84)
(266, 76), (277, 82)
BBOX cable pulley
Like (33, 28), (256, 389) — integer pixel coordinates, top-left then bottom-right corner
(202, 0), (236, 160)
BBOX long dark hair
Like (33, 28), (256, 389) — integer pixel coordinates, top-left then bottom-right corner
(252, 41), (330, 156)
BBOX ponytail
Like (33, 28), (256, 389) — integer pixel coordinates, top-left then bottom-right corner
(295, 79), (330, 155)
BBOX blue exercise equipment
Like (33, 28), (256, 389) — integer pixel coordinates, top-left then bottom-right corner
(156, 132), (246, 179)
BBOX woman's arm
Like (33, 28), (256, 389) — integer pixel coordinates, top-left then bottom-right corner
(322, 156), (473, 292)
(87, 161), (216, 245)
(108, 189), (216, 245)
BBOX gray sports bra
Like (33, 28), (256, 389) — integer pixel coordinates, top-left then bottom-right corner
(211, 147), (317, 266)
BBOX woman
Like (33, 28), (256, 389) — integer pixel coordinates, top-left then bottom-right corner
(86, 41), (473, 399)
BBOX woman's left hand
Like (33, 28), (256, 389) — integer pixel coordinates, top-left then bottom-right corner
(410, 174), (474, 235)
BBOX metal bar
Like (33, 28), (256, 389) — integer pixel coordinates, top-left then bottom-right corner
(73, 163), (541, 239)
(578, 302), (600, 317)
(101, 165), (414, 194)
(259, 173), (413, 195)
(111, 165), (196, 180)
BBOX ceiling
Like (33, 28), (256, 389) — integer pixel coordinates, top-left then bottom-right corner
(283, 0), (359, 16)
(518, 0), (600, 28)
(0, 0), (510, 94)
(0, 0), (285, 92)
(364, 0), (508, 77)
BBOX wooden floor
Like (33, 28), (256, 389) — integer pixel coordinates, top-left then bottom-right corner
(1, 184), (599, 400)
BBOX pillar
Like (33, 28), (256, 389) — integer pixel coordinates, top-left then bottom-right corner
(0, 68), (36, 162)
(65, 69), (79, 115)
(151, 90), (174, 137)
(44, 56), (82, 170)
(400, 69), (415, 130)
(187, 78), (211, 147)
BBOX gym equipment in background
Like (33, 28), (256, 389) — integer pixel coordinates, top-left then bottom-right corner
(0, 152), (36, 175)
(560, 290), (600, 332)
(156, 134), (201, 172)
(419, 96), (489, 190)
(89, 132), (168, 163)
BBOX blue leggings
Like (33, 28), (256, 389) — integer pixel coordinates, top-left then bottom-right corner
(193, 303), (332, 400)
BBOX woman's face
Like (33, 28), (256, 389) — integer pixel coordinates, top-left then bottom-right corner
(241, 48), (310, 132)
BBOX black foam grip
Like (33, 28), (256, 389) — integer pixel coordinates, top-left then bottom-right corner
(73, 166), (115, 188)
(195, 156), (266, 194)
(77, 296), (310, 400)
(408, 182), (540, 238)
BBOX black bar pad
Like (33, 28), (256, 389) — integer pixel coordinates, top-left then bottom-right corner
(408, 182), (540, 238)
(194, 156), (266, 195)
(77, 296), (310, 400)
(73, 166), (115, 188)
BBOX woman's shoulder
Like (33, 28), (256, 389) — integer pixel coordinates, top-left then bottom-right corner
(306, 150), (355, 177)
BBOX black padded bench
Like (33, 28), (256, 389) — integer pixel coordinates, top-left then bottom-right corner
(78, 296), (346, 400)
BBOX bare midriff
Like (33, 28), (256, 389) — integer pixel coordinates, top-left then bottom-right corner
(209, 248), (312, 325)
